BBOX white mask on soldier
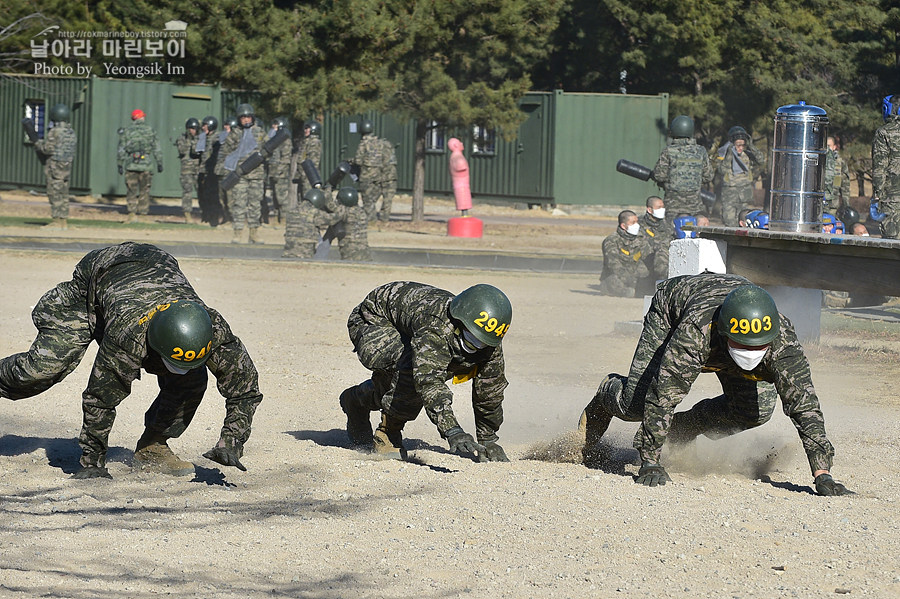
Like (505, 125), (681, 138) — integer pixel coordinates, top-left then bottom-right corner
(727, 345), (768, 371)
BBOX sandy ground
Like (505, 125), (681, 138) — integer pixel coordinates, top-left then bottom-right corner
(1, 193), (900, 598)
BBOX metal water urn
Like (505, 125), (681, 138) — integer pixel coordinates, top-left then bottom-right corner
(767, 101), (829, 232)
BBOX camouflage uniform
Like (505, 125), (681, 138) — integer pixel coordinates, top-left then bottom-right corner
(281, 193), (343, 258)
(118, 121), (162, 216)
(599, 227), (650, 297)
(824, 147), (851, 212)
(35, 121), (77, 219)
(266, 130), (293, 221)
(638, 211), (673, 283)
(344, 282), (508, 443)
(652, 138), (714, 218)
(598, 273), (834, 475)
(377, 138), (397, 221)
(715, 140), (764, 226)
(296, 135), (322, 197)
(175, 130), (201, 214)
(331, 204), (371, 261)
(0, 242), (263, 469)
(221, 124), (267, 231)
(354, 133), (383, 221)
(214, 130), (232, 223)
(872, 116), (900, 239)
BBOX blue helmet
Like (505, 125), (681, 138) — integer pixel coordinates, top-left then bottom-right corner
(673, 215), (698, 239)
(745, 209), (762, 228)
(882, 95), (898, 122)
(752, 211), (770, 229)
(822, 212), (839, 234)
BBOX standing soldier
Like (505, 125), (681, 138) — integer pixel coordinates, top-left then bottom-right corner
(377, 137), (397, 222)
(872, 95), (900, 239)
(266, 116), (292, 225)
(340, 282), (513, 462)
(296, 120), (322, 198)
(118, 109), (163, 223)
(824, 136), (851, 213)
(715, 126), (765, 226)
(220, 104), (267, 244)
(352, 118), (383, 222)
(599, 210), (650, 297)
(215, 116), (238, 225)
(579, 273), (853, 496)
(652, 115), (714, 221)
(34, 103), (77, 229)
(175, 117), (201, 223)
(0, 242), (263, 479)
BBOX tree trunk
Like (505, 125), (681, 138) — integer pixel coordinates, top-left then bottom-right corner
(412, 119), (426, 223)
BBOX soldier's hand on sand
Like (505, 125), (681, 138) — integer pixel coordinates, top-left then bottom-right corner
(478, 442), (510, 463)
(636, 462), (671, 487)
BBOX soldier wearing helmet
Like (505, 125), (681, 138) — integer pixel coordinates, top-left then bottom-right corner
(33, 103), (77, 229)
(579, 272), (852, 496)
(265, 116), (292, 223)
(117, 108), (163, 223)
(295, 119), (323, 198)
(175, 117), (202, 223)
(714, 125), (765, 226)
(340, 282), (513, 462)
(651, 115), (715, 222)
(219, 103), (267, 244)
(197, 115), (226, 226)
(824, 136), (851, 213)
(872, 94), (900, 238)
(0, 242), (263, 480)
(351, 117), (385, 222)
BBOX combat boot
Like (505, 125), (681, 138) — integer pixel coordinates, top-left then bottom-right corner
(372, 413), (407, 460)
(44, 217), (68, 230)
(183, 210), (192, 223)
(125, 212), (138, 224)
(249, 227), (261, 244)
(339, 385), (374, 448)
(231, 229), (245, 244)
(132, 432), (195, 477)
(578, 375), (620, 464)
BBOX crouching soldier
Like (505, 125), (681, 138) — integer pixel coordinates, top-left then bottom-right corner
(0, 242), (263, 479)
(340, 282), (512, 462)
(580, 272), (852, 496)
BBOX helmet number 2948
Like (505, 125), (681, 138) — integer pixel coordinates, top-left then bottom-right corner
(474, 311), (508, 339)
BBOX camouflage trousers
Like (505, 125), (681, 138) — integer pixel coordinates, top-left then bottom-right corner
(664, 190), (707, 219)
(719, 184), (753, 227)
(336, 206), (371, 261)
(880, 196), (900, 239)
(379, 181), (396, 221)
(180, 168), (198, 212)
(125, 170), (153, 215)
(268, 175), (290, 220)
(44, 160), (72, 219)
(282, 203), (322, 258)
(598, 273), (639, 298)
(229, 177), (263, 231)
(358, 170), (382, 221)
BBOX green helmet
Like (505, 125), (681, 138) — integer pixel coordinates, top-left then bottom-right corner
(728, 125), (748, 142)
(717, 285), (780, 346)
(271, 116), (288, 130)
(448, 284), (512, 347)
(304, 120), (321, 136)
(185, 117), (200, 130)
(225, 115), (239, 129)
(336, 187), (358, 207)
(360, 118), (373, 135)
(202, 115), (218, 131)
(304, 188), (327, 209)
(236, 103), (254, 117)
(670, 115), (694, 138)
(147, 300), (214, 372)
(49, 103), (70, 122)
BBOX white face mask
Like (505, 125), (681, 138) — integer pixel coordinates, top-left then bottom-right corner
(727, 345), (768, 371)
(652, 208), (666, 219)
(626, 222), (641, 236)
(164, 361), (189, 375)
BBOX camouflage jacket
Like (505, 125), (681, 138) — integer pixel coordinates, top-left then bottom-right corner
(652, 138), (714, 194)
(634, 273), (834, 474)
(379, 138), (397, 183)
(599, 227), (650, 297)
(715, 140), (764, 187)
(35, 121), (77, 164)
(824, 148), (851, 208)
(297, 135), (322, 170)
(221, 124), (267, 180)
(872, 117), (900, 200)
(267, 129), (293, 179)
(175, 131), (202, 176)
(70, 242), (262, 467)
(638, 212), (673, 278)
(348, 281), (508, 443)
(354, 134), (382, 171)
(117, 121), (162, 172)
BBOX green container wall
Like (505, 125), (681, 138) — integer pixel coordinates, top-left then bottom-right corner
(0, 75), (92, 193)
(553, 91), (668, 205)
(89, 77), (220, 198)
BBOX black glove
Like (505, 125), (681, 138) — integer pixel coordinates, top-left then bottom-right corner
(157, 164), (164, 173)
(814, 473), (854, 496)
(446, 427), (485, 457)
(636, 462), (671, 487)
(71, 466), (112, 480)
(478, 442), (509, 463)
(203, 446), (247, 471)
(118, 165), (124, 175)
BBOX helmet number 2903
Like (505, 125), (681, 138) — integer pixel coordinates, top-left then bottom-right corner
(729, 316), (772, 336)
(473, 311), (508, 339)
